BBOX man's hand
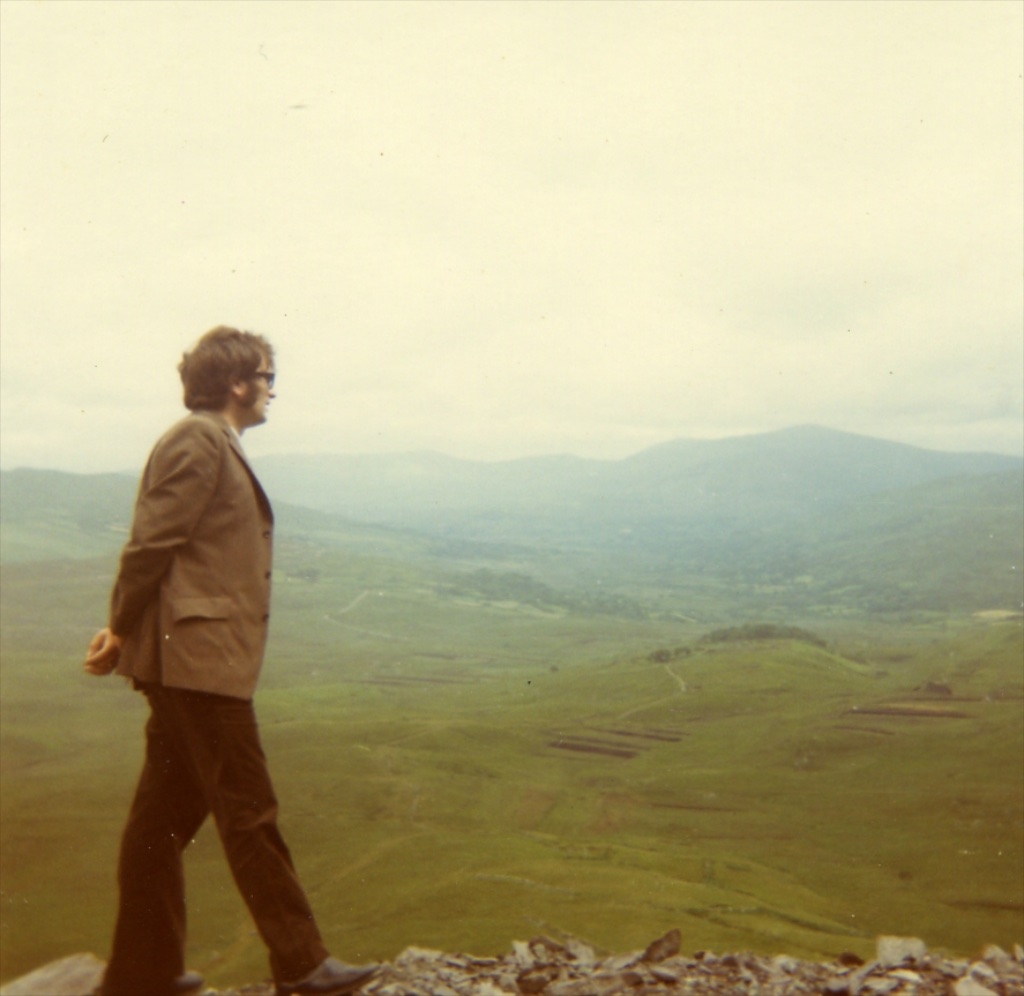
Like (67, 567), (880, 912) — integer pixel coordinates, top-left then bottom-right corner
(84, 627), (125, 676)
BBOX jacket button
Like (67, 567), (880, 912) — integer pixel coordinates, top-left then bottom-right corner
(265, 571), (271, 579)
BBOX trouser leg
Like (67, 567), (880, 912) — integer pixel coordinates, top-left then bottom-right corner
(102, 700), (209, 994)
(148, 685), (328, 983)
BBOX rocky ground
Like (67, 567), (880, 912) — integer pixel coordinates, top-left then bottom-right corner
(2, 932), (1022, 996)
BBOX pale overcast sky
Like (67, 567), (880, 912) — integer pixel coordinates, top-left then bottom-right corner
(1, 0), (1021, 473)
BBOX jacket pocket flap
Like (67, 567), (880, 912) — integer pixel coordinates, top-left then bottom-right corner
(170, 596), (233, 623)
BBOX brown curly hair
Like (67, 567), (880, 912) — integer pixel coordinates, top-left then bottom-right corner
(178, 326), (274, 412)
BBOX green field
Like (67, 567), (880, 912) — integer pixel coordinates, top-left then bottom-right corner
(1, 538), (1022, 989)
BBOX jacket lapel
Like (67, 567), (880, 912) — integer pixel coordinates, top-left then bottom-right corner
(197, 411), (275, 523)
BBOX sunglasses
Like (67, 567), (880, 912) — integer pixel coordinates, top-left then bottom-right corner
(252, 371), (276, 389)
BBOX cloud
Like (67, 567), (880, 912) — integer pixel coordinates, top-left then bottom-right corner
(1, 0), (1021, 471)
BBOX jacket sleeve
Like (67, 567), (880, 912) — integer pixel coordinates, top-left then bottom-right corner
(110, 420), (222, 636)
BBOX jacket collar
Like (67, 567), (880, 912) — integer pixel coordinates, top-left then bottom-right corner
(191, 410), (274, 521)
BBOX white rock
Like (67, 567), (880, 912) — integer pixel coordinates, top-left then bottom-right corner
(0, 954), (105, 996)
(889, 968), (922, 982)
(548, 971), (642, 996)
(969, 961), (999, 983)
(395, 945), (446, 965)
(470, 980), (515, 996)
(875, 935), (928, 967)
(563, 938), (596, 968)
(862, 979), (899, 995)
(600, 953), (639, 972)
(953, 976), (998, 996)
(0, 949), (104, 994)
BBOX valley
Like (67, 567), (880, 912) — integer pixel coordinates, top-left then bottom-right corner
(1, 545), (1021, 989)
(1, 428), (1021, 989)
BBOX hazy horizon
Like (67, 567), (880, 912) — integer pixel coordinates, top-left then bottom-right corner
(2, 1), (1021, 474)
(2, 420), (1023, 478)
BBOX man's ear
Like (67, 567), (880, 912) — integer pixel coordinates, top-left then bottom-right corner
(228, 378), (249, 401)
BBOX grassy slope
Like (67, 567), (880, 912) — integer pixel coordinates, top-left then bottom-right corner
(1, 549), (1021, 988)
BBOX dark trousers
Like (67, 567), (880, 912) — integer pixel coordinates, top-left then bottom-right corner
(101, 684), (328, 994)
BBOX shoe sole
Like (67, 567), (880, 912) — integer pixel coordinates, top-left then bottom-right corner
(274, 968), (379, 996)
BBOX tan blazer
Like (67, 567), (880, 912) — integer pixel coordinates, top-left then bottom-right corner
(111, 411), (274, 699)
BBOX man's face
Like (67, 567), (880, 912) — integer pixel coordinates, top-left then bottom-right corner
(233, 360), (276, 430)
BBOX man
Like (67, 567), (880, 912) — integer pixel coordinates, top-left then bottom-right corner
(84, 327), (379, 996)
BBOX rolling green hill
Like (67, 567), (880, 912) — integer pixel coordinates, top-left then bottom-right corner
(0, 468), (438, 570)
(1, 542), (1021, 986)
(3, 425), (1022, 621)
(1, 431), (1022, 986)
(611, 468), (1024, 617)
(0, 469), (136, 563)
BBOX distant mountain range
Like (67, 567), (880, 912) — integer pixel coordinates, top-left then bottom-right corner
(252, 423), (1023, 535)
(2, 425), (1022, 616)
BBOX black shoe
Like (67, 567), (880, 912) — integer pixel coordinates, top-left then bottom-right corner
(275, 957), (380, 996)
(96, 970), (205, 996)
(174, 970), (205, 995)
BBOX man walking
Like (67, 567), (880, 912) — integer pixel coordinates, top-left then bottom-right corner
(84, 327), (379, 996)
